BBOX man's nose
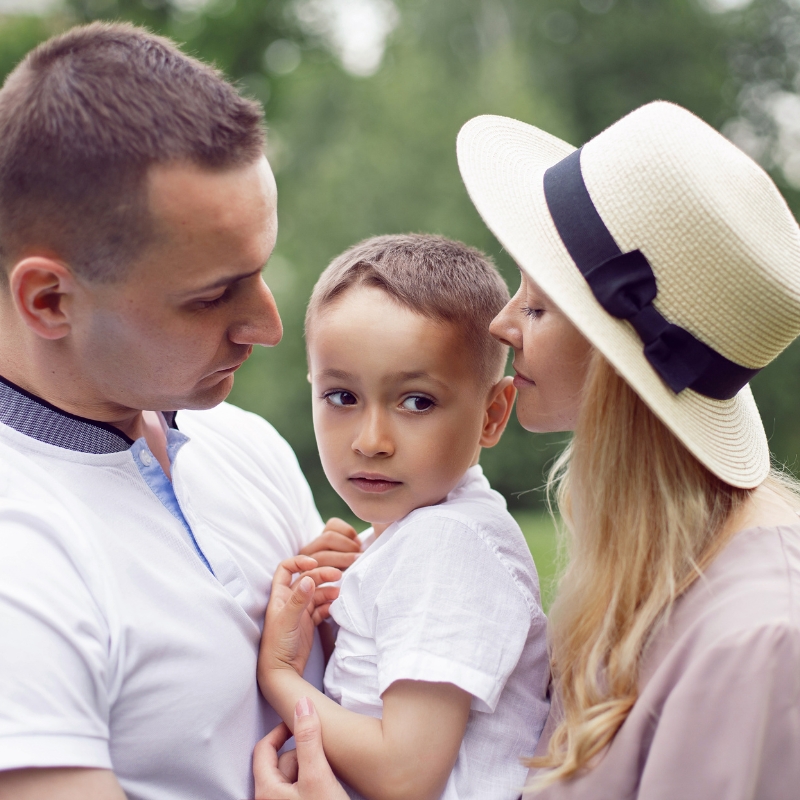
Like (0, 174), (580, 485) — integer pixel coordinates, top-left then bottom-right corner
(228, 277), (283, 347)
(352, 409), (394, 458)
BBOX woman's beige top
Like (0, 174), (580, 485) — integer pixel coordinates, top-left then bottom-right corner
(527, 523), (800, 799)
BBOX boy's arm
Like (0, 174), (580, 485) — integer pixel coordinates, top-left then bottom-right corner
(259, 574), (470, 800)
(265, 669), (470, 800)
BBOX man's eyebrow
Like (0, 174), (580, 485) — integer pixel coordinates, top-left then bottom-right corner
(186, 266), (263, 295)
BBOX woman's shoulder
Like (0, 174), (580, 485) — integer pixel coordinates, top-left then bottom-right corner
(642, 523), (800, 685)
(701, 522), (800, 617)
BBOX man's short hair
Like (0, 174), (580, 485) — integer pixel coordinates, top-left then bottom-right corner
(306, 233), (511, 385)
(0, 22), (265, 283)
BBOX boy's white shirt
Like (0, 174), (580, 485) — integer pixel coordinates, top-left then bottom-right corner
(324, 464), (551, 800)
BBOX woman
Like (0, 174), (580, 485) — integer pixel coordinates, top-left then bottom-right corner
(254, 101), (800, 798)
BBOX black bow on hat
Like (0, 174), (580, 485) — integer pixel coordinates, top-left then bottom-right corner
(543, 149), (759, 401)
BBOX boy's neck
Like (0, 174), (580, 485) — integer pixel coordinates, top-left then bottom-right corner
(372, 522), (389, 538)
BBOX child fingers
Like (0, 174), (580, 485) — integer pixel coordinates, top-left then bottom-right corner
(307, 550), (359, 570)
(311, 603), (333, 625)
(313, 584), (340, 606)
(273, 555), (319, 587)
(323, 517), (359, 539)
(300, 530), (361, 556)
(294, 565), (342, 587)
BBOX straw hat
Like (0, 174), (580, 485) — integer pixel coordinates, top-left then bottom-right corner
(457, 101), (800, 488)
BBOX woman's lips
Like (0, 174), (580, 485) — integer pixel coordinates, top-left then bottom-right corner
(349, 475), (402, 493)
(512, 367), (536, 388)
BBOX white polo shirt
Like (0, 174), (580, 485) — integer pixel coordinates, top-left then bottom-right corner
(0, 376), (325, 800)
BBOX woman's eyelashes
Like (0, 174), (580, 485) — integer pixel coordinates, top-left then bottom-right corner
(522, 304), (544, 319)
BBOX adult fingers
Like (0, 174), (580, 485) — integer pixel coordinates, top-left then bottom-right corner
(277, 749), (299, 783)
(294, 698), (350, 800)
(253, 723), (296, 800)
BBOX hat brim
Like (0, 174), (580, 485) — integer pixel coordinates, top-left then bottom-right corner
(457, 114), (769, 488)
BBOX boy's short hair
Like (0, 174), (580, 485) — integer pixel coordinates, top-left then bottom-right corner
(0, 22), (265, 283)
(306, 234), (511, 385)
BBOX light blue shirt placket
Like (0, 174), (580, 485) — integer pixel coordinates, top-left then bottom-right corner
(130, 431), (215, 575)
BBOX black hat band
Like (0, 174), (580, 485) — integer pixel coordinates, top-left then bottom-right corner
(542, 148), (759, 401)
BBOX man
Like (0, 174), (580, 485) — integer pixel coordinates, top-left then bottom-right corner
(0, 22), (354, 800)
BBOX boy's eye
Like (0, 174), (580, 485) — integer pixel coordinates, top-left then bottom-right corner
(401, 395), (434, 413)
(325, 391), (358, 407)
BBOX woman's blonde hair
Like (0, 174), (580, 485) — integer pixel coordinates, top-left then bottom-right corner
(528, 351), (792, 787)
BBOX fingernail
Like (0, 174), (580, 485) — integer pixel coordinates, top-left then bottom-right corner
(296, 697), (313, 717)
(300, 576), (314, 593)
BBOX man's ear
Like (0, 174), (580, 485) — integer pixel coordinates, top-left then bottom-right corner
(8, 256), (76, 340)
(479, 376), (516, 449)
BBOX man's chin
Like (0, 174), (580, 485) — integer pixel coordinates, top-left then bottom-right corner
(171, 373), (236, 412)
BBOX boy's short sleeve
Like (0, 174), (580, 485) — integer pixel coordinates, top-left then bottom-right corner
(372, 514), (534, 712)
(0, 503), (111, 770)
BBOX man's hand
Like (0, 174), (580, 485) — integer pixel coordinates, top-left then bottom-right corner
(300, 519), (360, 572)
(259, 556), (340, 686)
(254, 698), (348, 800)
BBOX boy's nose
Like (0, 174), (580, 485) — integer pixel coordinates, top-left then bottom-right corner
(352, 412), (394, 458)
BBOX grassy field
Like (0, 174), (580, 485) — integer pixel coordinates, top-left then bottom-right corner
(513, 511), (560, 612)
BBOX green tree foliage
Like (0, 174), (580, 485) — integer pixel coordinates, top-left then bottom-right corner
(3, 0), (800, 516)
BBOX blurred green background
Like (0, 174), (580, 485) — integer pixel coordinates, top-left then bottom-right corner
(3, 0), (800, 588)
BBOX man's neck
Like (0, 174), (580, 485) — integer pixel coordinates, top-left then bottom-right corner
(0, 343), (145, 442)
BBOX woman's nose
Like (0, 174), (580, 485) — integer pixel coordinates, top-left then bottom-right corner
(490, 297), (522, 350)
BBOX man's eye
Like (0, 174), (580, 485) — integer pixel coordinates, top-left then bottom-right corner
(325, 391), (358, 407)
(401, 395), (434, 413)
(195, 289), (231, 309)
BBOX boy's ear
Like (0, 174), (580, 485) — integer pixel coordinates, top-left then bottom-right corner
(479, 376), (516, 449)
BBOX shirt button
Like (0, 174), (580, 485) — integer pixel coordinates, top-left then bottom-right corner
(139, 450), (153, 467)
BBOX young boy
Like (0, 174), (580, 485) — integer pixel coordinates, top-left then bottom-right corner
(259, 234), (550, 800)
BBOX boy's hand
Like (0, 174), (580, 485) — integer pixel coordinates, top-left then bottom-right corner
(300, 518), (360, 571)
(259, 556), (340, 682)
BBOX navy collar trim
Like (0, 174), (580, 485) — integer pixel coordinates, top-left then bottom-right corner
(0, 374), (178, 455)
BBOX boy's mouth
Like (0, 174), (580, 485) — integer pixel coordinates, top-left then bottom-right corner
(349, 473), (403, 493)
